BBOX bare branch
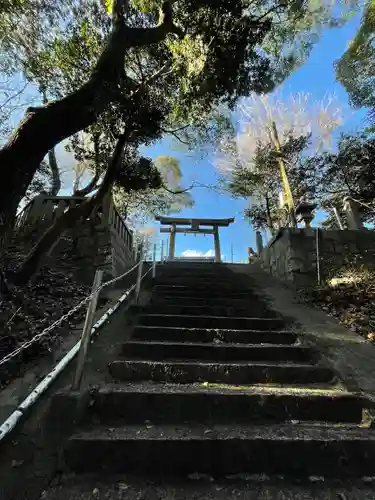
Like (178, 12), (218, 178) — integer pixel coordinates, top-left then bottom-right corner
(254, 3), (288, 23)
(161, 127), (189, 145)
(162, 183), (193, 195)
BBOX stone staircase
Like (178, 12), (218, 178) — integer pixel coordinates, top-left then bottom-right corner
(44, 262), (375, 498)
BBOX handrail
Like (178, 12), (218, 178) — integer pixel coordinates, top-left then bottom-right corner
(0, 257), (155, 442)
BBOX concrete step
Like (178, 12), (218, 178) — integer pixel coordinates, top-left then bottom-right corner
(38, 474), (375, 500)
(121, 341), (315, 363)
(132, 325), (298, 345)
(137, 314), (288, 330)
(64, 423), (375, 477)
(143, 303), (279, 318)
(109, 360), (335, 385)
(87, 383), (365, 425)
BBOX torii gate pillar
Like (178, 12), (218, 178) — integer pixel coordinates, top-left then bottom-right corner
(213, 226), (221, 263)
(169, 224), (176, 260)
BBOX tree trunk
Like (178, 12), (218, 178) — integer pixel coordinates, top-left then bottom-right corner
(74, 168), (101, 197)
(42, 90), (61, 196)
(265, 194), (274, 233)
(0, 0), (182, 241)
(48, 148), (61, 196)
(10, 135), (127, 284)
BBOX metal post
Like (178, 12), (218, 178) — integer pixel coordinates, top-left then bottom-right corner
(135, 247), (144, 304)
(152, 243), (157, 278)
(231, 244), (234, 263)
(161, 240), (164, 263)
(72, 269), (103, 390)
(316, 228), (321, 285)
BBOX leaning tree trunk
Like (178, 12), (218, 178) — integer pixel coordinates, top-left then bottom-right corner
(48, 148), (61, 196)
(10, 135), (127, 285)
(42, 90), (61, 196)
(0, 0), (182, 242)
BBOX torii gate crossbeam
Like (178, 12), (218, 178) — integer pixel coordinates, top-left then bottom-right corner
(155, 216), (235, 263)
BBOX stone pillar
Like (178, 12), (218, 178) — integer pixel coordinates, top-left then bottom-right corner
(333, 206), (344, 230)
(213, 226), (221, 263)
(256, 231), (263, 255)
(343, 196), (363, 230)
(169, 224), (176, 260)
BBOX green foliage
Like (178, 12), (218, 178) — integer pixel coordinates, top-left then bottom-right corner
(227, 135), (313, 232)
(113, 154), (194, 226)
(311, 133), (375, 224)
(260, 0), (360, 82)
(24, 161), (52, 202)
(335, 1), (375, 110)
(0, 0), (74, 75)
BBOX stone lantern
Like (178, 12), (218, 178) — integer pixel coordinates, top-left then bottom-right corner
(295, 195), (317, 228)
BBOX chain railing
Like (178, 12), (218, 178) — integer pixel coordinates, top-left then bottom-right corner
(0, 252), (157, 442)
(0, 262), (141, 368)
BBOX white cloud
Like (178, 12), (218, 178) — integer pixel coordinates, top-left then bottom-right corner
(181, 249), (214, 257)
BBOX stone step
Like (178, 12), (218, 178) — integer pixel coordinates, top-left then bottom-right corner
(152, 286), (254, 298)
(156, 273), (253, 285)
(109, 360), (335, 385)
(121, 341), (314, 363)
(137, 314), (288, 331)
(152, 292), (262, 303)
(65, 423), (375, 477)
(150, 295), (262, 307)
(143, 303), (279, 318)
(132, 325), (298, 345)
(159, 262), (223, 268)
(156, 271), (234, 279)
(153, 277), (238, 285)
(38, 475), (375, 500)
(87, 383), (365, 425)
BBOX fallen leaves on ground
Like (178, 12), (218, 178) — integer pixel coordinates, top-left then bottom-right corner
(0, 242), (109, 389)
(298, 265), (375, 342)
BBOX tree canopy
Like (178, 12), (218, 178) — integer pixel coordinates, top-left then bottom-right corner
(0, 0), (362, 238)
(312, 133), (375, 226)
(215, 92), (342, 231)
(335, 1), (375, 114)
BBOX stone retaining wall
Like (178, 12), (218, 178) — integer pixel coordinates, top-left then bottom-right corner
(260, 228), (375, 287)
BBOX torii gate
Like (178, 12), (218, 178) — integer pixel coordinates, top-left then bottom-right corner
(155, 216), (235, 263)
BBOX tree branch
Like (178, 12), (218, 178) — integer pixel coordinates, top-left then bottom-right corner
(11, 134), (128, 284)
(254, 3), (288, 23)
(161, 126), (189, 144)
(0, 0), (184, 233)
(162, 183), (193, 195)
(122, 1), (184, 46)
(74, 134), (103, 196)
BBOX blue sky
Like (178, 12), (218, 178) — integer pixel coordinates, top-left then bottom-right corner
(141, 12), (367, 263)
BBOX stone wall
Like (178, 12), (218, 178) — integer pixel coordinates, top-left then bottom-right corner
(15, 194), (135, 289)
(260, 227), (375, 288)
